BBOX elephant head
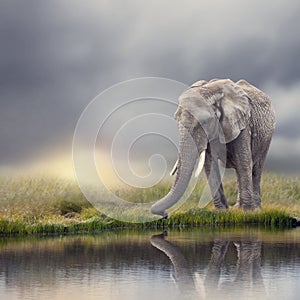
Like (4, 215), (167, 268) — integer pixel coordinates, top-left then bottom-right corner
(151, 79), (251, 217)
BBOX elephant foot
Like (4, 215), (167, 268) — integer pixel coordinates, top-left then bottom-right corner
(234, 196), (261, 210)
(241, 203), (256, 211)
(253, 206), (262, 212)
(214, 204), (228, 211)
(239, 195), (256, 211)
(253, 194), (262, 208)
(213, 195), (228, 210)
(240, 204), (262, 211)
(242, 198), (260, 211)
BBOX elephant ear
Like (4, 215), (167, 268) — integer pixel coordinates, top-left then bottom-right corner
(208, 80), (251, 143)
(177, 87), (219, 141)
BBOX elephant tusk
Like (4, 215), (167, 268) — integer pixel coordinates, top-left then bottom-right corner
(195, 151), (206, 177)
(170, 159), (178, 176)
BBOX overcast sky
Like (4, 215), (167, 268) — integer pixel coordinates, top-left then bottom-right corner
(1, 0), (300, 176)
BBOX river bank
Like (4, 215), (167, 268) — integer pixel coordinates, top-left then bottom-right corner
(0, 173), (299, 235)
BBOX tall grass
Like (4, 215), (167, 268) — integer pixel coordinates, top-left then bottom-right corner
(0, 173), (299, 235)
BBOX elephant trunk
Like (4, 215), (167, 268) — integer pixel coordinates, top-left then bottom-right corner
(151, 124), (204, 217)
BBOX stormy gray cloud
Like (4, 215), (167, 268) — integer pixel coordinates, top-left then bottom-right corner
(1, 0), (300, 173)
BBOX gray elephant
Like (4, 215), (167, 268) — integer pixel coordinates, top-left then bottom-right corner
(151, 79), (275, 218)
(151, 233), (200, 299)
(150, 233), (265, 299)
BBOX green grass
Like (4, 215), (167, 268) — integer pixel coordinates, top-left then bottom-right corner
(0, 173), (299, 235)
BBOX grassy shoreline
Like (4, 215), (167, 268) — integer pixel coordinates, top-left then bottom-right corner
(0, 208), (297, 236)
(0, 173), (299, 236)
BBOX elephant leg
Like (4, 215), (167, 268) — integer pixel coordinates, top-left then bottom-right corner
(252, 163), (263, 208)
(233, 240), (265, 295)
(252, 143), (270, 208)
(204, 239), (229, 297)
(204, 149), (228, 209)
(231, 130), (254, 210)
(236, 162), (254, 210)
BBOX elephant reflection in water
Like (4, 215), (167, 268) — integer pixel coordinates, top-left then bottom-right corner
(151, 233), (199, 299)
(150, 233), (265, 299)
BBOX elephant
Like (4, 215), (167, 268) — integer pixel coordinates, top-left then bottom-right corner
(150, 232), (265, 299)
(151, 79), (275, 218)
(151, 232), (198, 298)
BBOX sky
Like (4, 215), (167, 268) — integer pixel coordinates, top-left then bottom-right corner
(1, 0), (300, 180)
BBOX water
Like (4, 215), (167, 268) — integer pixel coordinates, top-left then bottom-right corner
(0, 227), (300, 300)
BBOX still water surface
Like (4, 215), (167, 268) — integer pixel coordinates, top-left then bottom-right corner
(0, 227), (300, 300)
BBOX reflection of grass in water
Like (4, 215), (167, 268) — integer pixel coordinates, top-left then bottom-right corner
(0, 173), (299, 235)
